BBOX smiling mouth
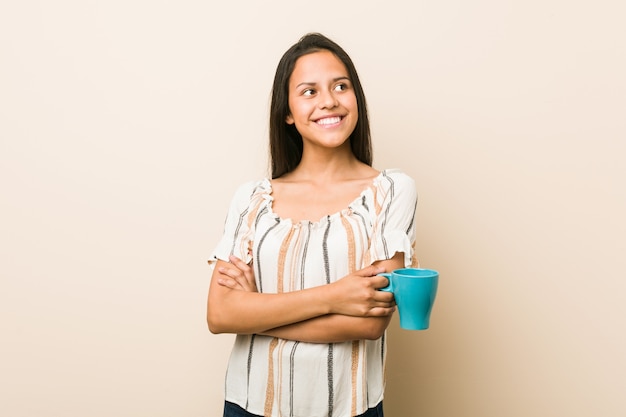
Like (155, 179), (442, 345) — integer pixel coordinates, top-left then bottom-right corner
(315, 116), (343, 126)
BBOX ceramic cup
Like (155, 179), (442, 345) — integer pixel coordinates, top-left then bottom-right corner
(378, 268), (439, 330)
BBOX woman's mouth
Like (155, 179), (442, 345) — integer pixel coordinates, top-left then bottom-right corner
(315, 116), (343, 126)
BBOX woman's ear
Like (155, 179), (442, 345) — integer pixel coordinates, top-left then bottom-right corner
(285, 114), (294, 125)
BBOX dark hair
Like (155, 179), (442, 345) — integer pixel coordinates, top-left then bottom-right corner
(269, 33), (372, 179)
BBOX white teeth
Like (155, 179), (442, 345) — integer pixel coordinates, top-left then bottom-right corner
(316, 117), (341, 125)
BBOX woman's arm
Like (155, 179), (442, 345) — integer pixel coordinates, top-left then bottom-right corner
(206, 258), (395, 335)
(258, 252), (405, 342)
(260, 314), (393, 343)
(215, 252), (405, 342)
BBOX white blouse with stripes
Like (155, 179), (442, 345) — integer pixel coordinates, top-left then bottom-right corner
(210, 169), (418, 417)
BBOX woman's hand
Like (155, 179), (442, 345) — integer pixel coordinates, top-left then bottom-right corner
(327, 265), (396, 317)
(217, 255), (258, 292)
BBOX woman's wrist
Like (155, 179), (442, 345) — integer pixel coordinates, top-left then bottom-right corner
(317, 281), (338, 315)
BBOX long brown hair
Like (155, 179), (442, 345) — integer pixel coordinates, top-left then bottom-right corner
(269, 33), (372, 179)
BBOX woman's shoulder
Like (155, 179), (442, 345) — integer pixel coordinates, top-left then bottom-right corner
(234, 177), (271, 192)
(229, 177), (272, 205)
(376, 168), (416, 190)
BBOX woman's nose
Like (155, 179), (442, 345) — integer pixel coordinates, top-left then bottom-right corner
(317, 89), (338, 109)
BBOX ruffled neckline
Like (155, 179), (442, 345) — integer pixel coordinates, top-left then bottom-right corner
(255, 168), (400, 228)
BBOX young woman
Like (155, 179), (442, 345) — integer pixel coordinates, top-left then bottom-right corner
(207, 33), (418, 417)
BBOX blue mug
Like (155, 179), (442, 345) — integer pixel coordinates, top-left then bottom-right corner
(379, 268), (439, 330)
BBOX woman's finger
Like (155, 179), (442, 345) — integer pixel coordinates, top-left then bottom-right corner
(219, 263), (257, 292)
(372, 289), (395, 304)
(370, 274), (391, 289)
(229, 255), (251, 272)
(218, 266), (243, 279)
(229, 255), (257, 291)
(217, 277), (243, 290)
(368, 306), (396, 317)
(355, 265), (385, 278)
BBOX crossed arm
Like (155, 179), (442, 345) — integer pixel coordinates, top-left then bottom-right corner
(206, 252), (404, 343)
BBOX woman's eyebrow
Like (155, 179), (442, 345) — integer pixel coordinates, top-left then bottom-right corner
(295, 81), (315, 89)
(295, 76), (350, 89)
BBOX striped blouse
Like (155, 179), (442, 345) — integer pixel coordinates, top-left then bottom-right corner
(210, 169), (418, 417)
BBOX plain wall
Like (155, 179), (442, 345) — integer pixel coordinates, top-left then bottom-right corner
(1, 1), (624, 416)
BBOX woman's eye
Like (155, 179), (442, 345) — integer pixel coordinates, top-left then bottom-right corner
(303, 89), (315, 96)
(334, 83), (348, 92)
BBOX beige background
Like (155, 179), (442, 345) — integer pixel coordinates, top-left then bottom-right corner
(1, 1), (625, 416)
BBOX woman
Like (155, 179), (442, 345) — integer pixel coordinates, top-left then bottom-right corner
(207, 33), (418, 417)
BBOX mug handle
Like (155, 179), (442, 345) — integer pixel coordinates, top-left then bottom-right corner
(377, 272), (393, 292)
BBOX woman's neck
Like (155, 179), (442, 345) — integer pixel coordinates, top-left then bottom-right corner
(284, 152), (376, 184)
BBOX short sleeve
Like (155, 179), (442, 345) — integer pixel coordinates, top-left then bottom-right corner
(368, 170), (418, 267)
(208, 180), (259, 266)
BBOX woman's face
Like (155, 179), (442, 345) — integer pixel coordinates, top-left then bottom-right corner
(286, 50), (358, 152)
